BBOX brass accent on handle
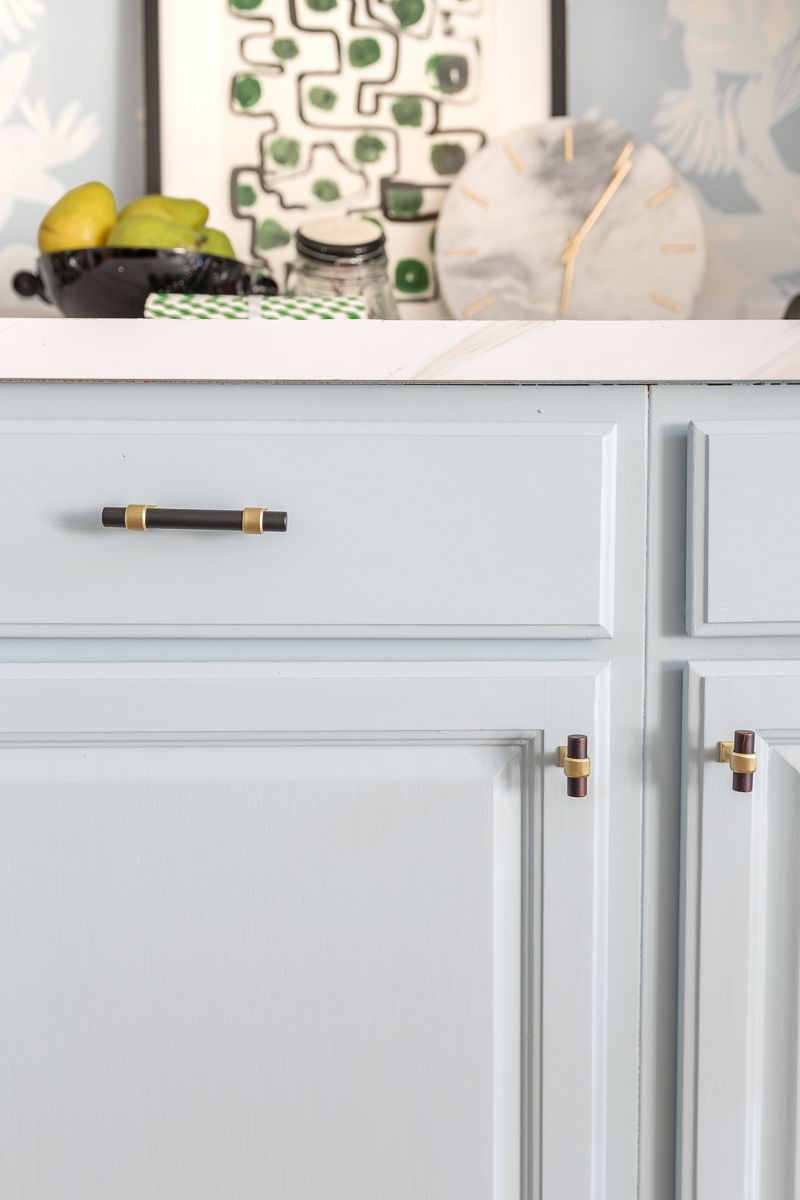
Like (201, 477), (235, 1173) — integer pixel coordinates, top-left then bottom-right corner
(558, 747), (591, 778)
(718, 745), (758, 774)
(242, 507), (265, 534)
(718, 730), (757, 792)
(557, 734), (590, 797)
(124, 503), (157, 531)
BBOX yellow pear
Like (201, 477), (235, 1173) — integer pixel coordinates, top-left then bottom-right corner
(196, 226), (236, 259)
(118, 194), (209, 229)
(38, 182), (117, 254)
(106, 215), (205, 252)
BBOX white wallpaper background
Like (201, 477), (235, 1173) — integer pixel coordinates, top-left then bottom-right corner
(0, 0), (143, 308)
(570, 0), (800, 317)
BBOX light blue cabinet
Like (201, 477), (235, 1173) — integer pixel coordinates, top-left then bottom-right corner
(647, 383), (800, 1200)
(2, 368), (800, 1199)
(0, 381), (646, 1200)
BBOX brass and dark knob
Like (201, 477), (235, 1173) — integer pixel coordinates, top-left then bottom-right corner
(101, 505), (287, 534)
(558, 734), (591, 797)
(718, 730), (758, 792)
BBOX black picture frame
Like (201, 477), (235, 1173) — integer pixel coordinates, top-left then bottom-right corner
(551, 0), (568, 116)
(143, 0), (162, 192)
(142, 0), (568, 193)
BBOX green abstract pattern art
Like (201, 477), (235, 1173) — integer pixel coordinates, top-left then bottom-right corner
(224, 0), (493, 313)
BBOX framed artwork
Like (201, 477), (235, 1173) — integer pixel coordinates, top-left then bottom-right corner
(144, 0), (565, 316)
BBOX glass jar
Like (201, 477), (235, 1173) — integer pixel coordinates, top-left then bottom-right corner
(290, 217), (399, 320)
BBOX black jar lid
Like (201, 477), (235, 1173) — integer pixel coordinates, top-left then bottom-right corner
(296, 217), (386, 264)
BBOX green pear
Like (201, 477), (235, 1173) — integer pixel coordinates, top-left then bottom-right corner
(195, 226), (236, 259)
(118, 194), (209, 229)
(38, 182), (117, 253)
(106, 215), (204, 251)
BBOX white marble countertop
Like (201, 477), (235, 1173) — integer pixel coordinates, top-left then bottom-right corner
(0, 317), (797, 383)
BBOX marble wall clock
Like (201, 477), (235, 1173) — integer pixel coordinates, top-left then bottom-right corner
(435, 117), (706, 320)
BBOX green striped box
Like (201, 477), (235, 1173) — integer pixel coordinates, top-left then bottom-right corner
(256, 296), (367, 320)
(144, 294), (249, 320)
(144, 294), (368, 320)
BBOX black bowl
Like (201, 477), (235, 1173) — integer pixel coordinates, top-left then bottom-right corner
(13, 246), (277, 318)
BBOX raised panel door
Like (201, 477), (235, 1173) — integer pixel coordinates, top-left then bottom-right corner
(688, 415), (800, 635)
(680, 662), (800, 1198)
(0, 661), (621, 1200)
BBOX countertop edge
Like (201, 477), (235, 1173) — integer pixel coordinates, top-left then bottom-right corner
(0, 317), (798, 384)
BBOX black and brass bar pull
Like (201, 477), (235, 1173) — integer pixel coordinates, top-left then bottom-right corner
(718, 730), (758, 792)
(101, 505), (288, 534)
(558, 734), (591, 798)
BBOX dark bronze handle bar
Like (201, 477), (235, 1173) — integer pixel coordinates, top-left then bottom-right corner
(718, 729), (757, 792)
(558, 734), (591, 797)
(101, 505), (287, 534)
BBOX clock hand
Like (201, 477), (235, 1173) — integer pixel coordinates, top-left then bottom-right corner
(558, 146), (634, 318)
(559, 233), (577, 316)
(561, 152), (634, 264)
(612, 139), (635, 173)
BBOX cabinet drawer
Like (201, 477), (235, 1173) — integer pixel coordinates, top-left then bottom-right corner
(688, 421), (800, 636)
(0, 418), (617, 636)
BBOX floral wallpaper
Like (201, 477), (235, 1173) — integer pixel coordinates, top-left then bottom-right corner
(570, 0), (800, 318)
(0, 0), (143, 308)
(2, 1), (796, 318)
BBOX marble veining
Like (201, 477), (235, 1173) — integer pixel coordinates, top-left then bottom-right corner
(0, 318), (797, 383)
(436, 118), (706, 321)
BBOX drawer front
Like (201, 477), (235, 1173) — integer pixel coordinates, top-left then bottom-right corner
(0, 418), (617, 636)
(688, 420), (800, 636)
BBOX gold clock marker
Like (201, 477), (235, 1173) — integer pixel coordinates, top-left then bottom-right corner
(647, 184), (678, 208)
(650, 291), (683, 313)
(461, 188), (492, 209)
(463, 292), (497, 318)
(504, 144), (526, 175)
(661, 243), (696, 254)
(613, 141), (635, 172)
(563, 126), (574, 162)
(446, 247), (481, 257)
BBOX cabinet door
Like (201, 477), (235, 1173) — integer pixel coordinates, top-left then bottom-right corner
(687, 418), (800, 635)
(680, 662), (800, 1198)
(0, 415), (618, 637)
(0, 383), (646, 638)
(0, 662), (617, 1200)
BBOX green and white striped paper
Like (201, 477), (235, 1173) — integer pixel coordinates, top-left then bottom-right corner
(144, 293), (368, 320)
(145, 293), (249, 320)
(255, 295), (367, 320)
